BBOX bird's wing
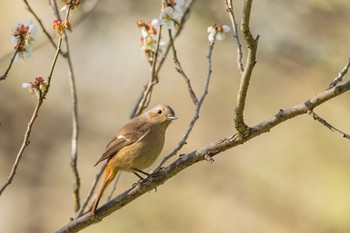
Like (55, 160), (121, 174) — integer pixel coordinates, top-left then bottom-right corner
(93, 122), (150, 166)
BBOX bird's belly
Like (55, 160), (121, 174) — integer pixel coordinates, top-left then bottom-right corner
(113, 133), (165, 171)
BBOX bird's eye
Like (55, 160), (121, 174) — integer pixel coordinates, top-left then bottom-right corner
(157, 109), (162, 114)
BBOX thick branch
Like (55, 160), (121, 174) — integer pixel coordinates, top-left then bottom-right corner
(234, 0), (259, 135)
(56, 75), (350, 233)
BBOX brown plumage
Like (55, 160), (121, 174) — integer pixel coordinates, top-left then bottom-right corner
(91, 104), (176, 215)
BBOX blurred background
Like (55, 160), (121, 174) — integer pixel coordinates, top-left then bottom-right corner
(1, 0), (350, 232)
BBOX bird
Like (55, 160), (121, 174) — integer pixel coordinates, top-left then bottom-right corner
(90, 104), (176, 215)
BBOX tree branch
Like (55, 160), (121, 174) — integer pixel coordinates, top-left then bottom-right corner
(234, 0), (259, 135)
(56, 70), (350, 232)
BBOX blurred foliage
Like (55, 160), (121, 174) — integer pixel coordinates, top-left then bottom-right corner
(1, 0), (350, 233)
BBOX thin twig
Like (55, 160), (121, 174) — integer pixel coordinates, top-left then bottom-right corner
(22, 0), (67, 57)
(168, 29), (198, 104)
(327, 54), (350, 90)
(75, 164), (106, 218)
(225, 0), (244, 73)
(234, 0), (259, 135)
(151, 35), (217, 173)
(0, 99), (43, 195)
(0, 38), (64, 197)
(307, 110), (350, 139)
(107, 172), (121, 201)
(66, 47), (81, 212)
(0, 46), (20, 81)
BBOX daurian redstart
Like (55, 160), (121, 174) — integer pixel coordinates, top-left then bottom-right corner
(91, 104), (176, 215)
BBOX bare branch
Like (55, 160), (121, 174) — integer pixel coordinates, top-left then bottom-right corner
(66, 48), (81, 212)
(75, 164), (106, 218)
(168, 29), (198, 104)
(327, 54), (350, 90)
(0, 99), (43, 195)
(48, 0), (82, 212)
(225, 0), (244, 73)
(53, 0), (81, 209)
(0, 46), (20, 81)
(307, 110), (350, 140)
(234, 0), (259, 135)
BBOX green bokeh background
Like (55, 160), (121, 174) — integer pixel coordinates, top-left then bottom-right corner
(1, 0), (350, 232)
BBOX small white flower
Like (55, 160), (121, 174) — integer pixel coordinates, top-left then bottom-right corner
(159, 6), (181, 29)
(22, 77), (47, 99)
(22, 82), (33, 89)
(151, 18), (160, 27)
(207, 24), (230, 42)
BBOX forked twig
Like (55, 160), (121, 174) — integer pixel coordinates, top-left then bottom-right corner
(168, 29), (198, 104)
(130, 0), (196, 118)
(151, 34), (218, 173)
(327, 54), (350, 90)
(23, 0), (67, 57)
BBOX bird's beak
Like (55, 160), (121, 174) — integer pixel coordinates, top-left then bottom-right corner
(167, 116), (177, 120)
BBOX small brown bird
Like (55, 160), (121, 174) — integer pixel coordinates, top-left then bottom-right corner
(91, 104), (176, 215)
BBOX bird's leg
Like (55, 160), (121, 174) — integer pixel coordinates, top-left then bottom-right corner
(132, 167), (151, 177)
(132, 171), (145, 180)
(131, 167), (159, 192)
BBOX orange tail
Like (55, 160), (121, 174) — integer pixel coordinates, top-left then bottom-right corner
(91, 165), (118, 215)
